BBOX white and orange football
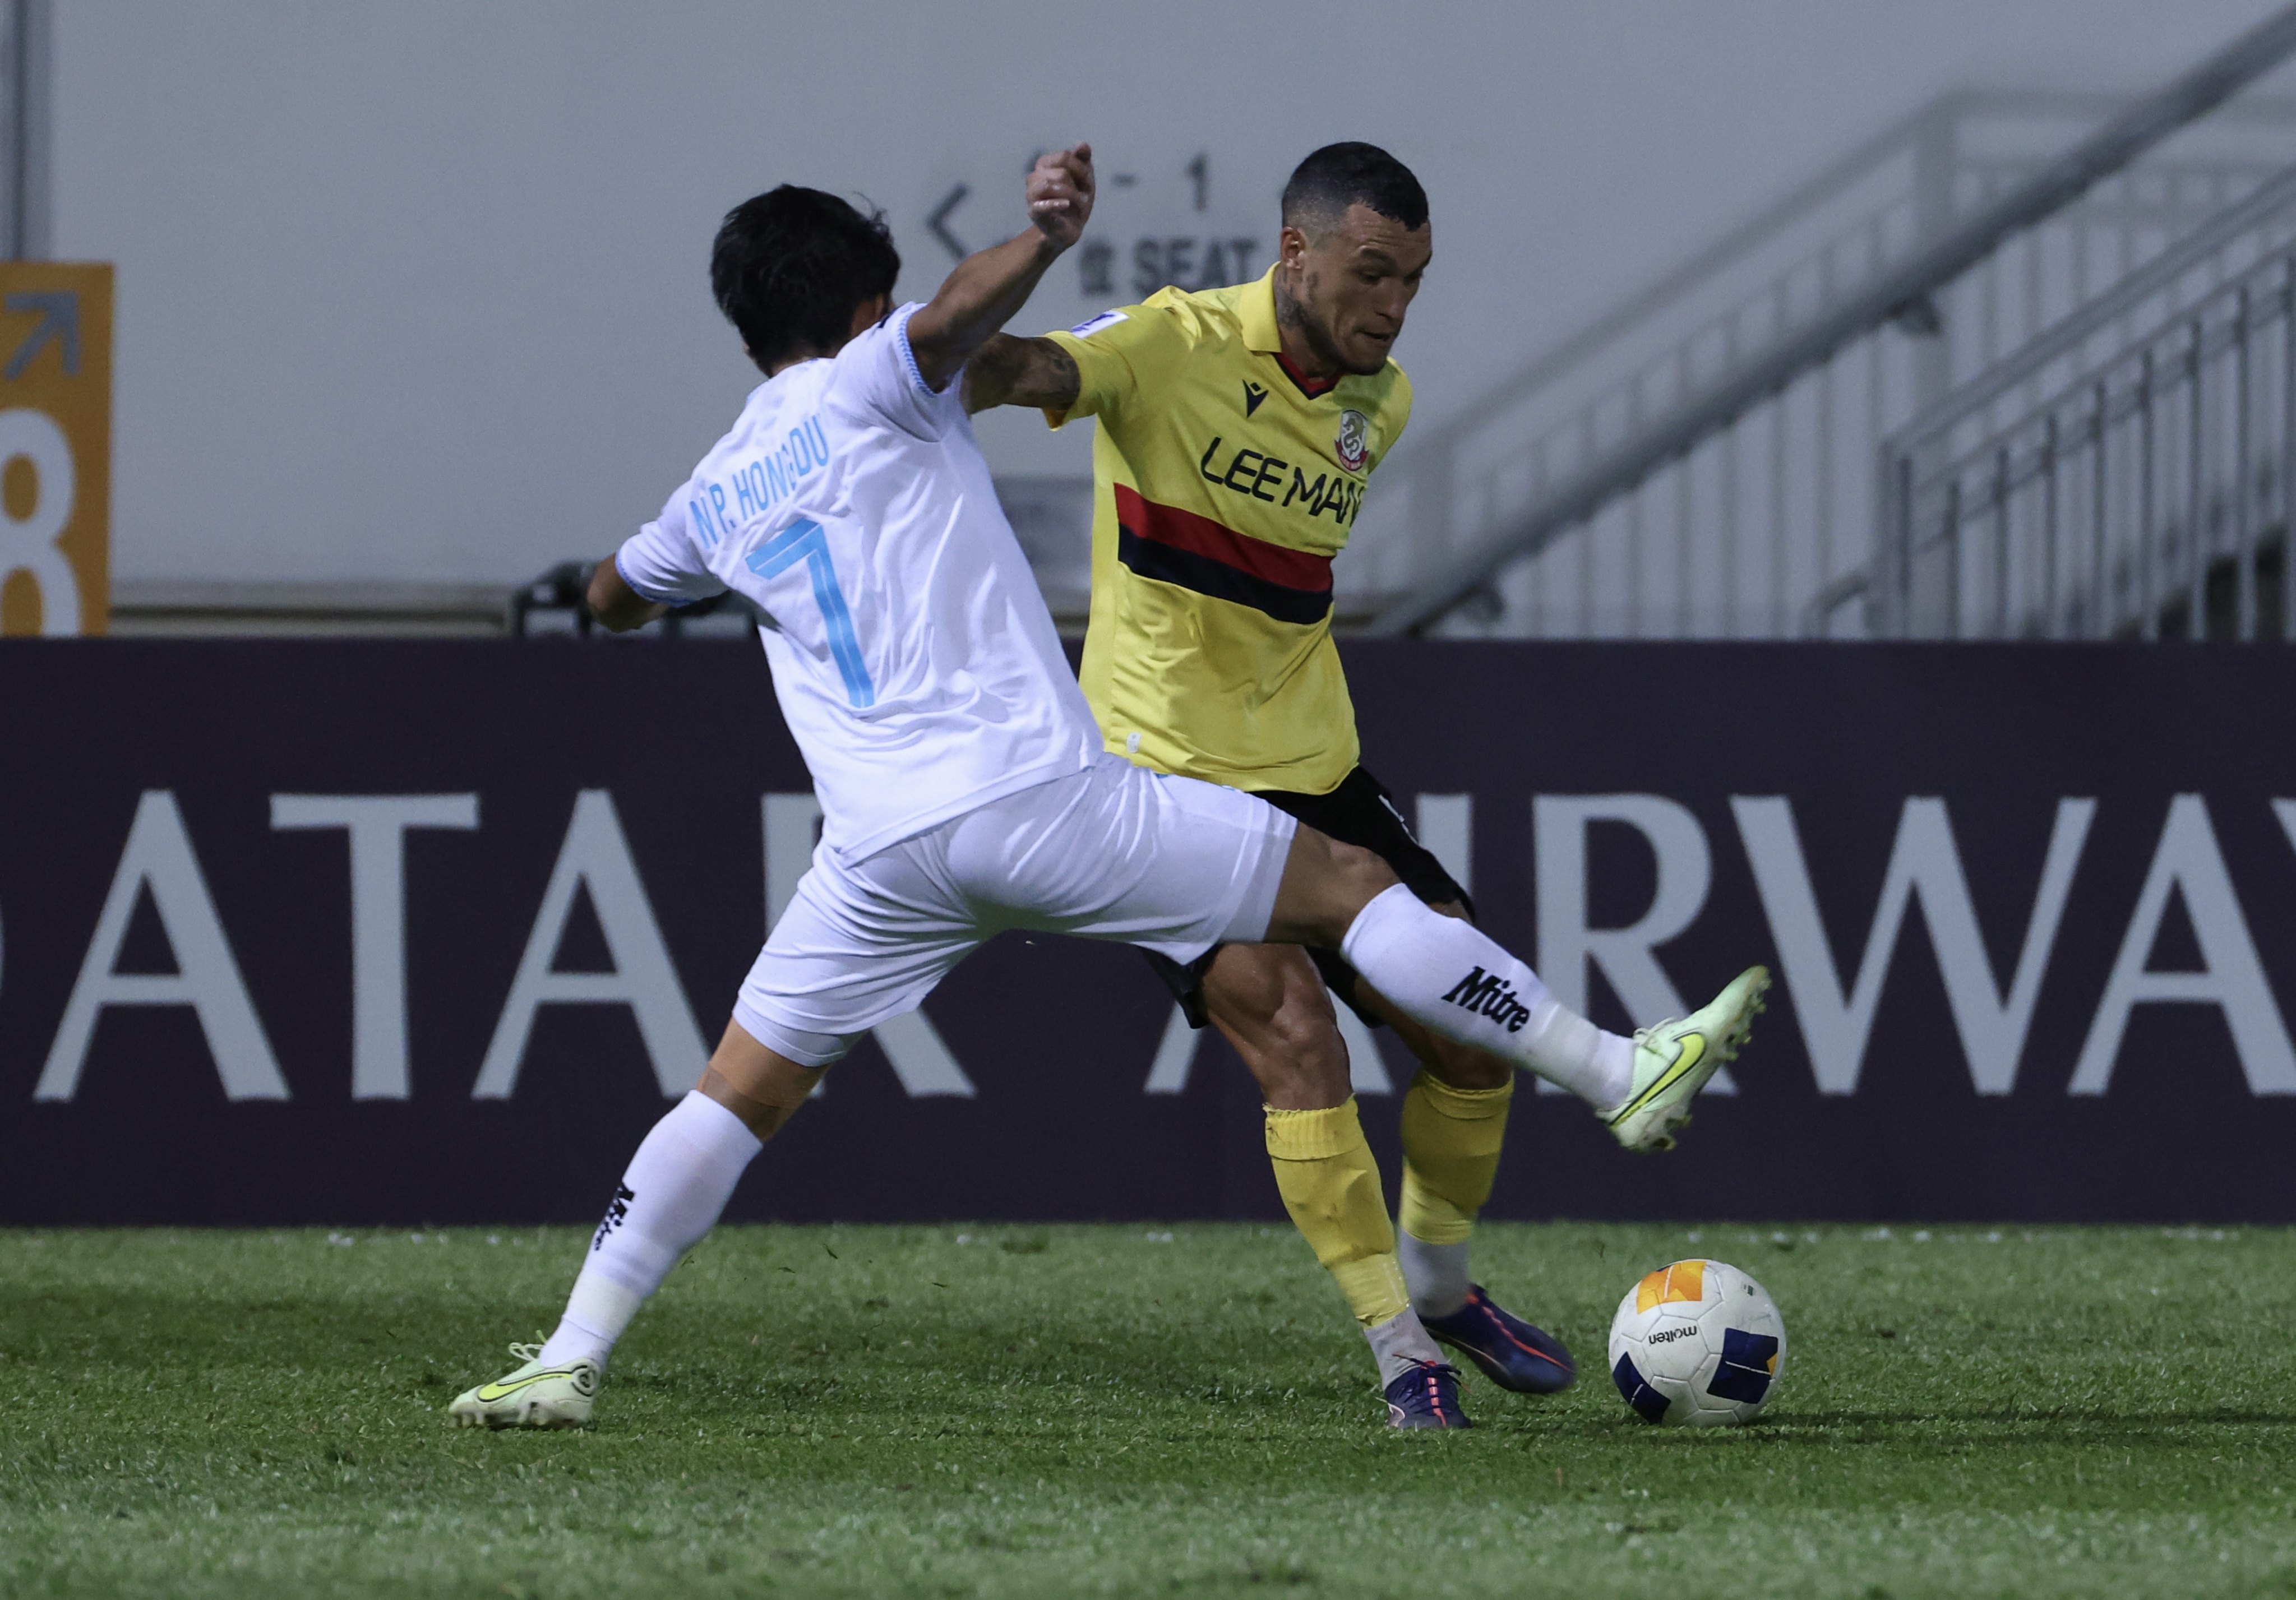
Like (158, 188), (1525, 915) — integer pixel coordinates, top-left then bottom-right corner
(1607, 1258), (1786, 1427)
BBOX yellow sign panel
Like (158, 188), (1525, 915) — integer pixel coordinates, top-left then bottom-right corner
(0, 263), (111, 636)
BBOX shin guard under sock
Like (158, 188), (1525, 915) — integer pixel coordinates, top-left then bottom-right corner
(1397, 1071), (1513, 1317)
(1263, 1098), (1411, 1329)
(537, 1092), (763, 1367)
(1341, 885), (1633, 1108)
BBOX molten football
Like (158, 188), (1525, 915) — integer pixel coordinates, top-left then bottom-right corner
(1607, 1258), (1786, 1426)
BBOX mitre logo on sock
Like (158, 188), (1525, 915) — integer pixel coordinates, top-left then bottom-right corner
(1441, 967), (1533, 1033)
(590, 1183), (635, 1252)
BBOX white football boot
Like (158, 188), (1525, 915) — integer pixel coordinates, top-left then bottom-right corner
(1602, 966), (1771, 1153)
(446, 1343), (600, 1429)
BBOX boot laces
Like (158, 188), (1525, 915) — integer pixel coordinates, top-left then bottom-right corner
(1630, 1017), (1681, 1053)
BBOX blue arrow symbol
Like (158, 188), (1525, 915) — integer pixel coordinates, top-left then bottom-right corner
(3, 291), (79, 380)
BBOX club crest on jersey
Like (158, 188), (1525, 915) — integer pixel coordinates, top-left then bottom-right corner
(1336, 409), (1370, 473)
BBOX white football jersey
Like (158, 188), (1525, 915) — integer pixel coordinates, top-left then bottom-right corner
(615, 305), (1101, 862)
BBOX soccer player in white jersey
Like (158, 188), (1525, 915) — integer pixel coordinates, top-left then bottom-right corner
(448, 146), (1767, 1432)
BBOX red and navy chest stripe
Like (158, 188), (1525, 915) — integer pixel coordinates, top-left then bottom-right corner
(1113, 484), (1333, 624)
(1274, 351), (1341, 400)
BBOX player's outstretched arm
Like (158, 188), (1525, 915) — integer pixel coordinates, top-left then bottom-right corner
(963, 334), (1080, 415)
(905, 144), (1093, 394)
(586, 559), (668, 633)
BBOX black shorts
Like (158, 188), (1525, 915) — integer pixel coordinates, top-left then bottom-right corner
(1143, 765), (1473, 1030)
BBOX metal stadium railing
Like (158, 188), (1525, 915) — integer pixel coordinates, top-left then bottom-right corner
(1359, 6), (2296, 640)
(1865, 161), (2296, 641)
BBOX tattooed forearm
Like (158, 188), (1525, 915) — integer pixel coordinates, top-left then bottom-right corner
(1036, 344), (1080, 406)
(964, 335), (1082, 414)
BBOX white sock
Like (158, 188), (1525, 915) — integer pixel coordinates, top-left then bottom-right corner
(1363, 1306), (1445, 1388)
(1397, 1231), (1472, 1320)
(535, 1092), (762, 1368)
(1521, 998), (1636, 1109)
(1340, 884), (1634, 1108)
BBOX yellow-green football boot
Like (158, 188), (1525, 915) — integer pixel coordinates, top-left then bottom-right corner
(446, 1343), (599, 1430)
(1602, 966), (1770, 1153)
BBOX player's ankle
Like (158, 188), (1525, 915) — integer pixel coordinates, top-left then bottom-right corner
(537, 1314), (615, 1370)
(1362, 1306), (1444, 1388)
(1397, 1232), (1471, 1319)
(1523, 999), (1633, 1108)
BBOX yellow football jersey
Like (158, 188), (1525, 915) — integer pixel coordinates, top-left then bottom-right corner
(1044, 266), (1412, 796)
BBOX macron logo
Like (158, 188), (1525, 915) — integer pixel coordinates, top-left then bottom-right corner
(1442, 967), (1533, 1033)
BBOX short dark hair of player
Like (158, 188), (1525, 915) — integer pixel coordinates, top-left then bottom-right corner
(711, 186), (902, 372)
(1279, 143), (1428, 235)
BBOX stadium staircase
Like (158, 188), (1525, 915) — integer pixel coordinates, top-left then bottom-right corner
(1358, 5), (2296, 642)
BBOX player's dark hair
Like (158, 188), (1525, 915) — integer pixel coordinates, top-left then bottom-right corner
(711, 186), (901, 372)
(1281, 142), (1428, 234)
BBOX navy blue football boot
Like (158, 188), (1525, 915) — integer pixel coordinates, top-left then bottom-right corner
(1420, 1285), (1576, 1395)
(1384, 1359), (1474, 1430)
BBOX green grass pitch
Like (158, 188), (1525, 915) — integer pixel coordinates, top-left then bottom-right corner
(4, 1222), (2293, 1599)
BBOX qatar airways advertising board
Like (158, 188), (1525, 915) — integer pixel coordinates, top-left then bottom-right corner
(1, 640), (2290, 1224)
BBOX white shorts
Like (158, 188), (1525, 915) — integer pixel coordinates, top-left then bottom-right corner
(732, 752), (1296, 1066)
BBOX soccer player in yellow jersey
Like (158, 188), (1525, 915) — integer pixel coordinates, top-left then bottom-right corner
(968, 144), (1767, 1424)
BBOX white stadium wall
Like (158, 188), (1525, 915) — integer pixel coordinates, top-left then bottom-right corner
(53, 0), (2294, 591)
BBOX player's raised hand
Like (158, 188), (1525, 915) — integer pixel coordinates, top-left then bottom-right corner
(911, 142), (1095, 389)
(1027, 144), (1094, 250)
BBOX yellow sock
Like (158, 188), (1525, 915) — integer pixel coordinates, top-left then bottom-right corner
(1264, 1098), (1409, 1328)
(1397, 1071), (1514, 1246)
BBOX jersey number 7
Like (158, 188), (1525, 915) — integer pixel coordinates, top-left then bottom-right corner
(747, 519), (876, 709)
